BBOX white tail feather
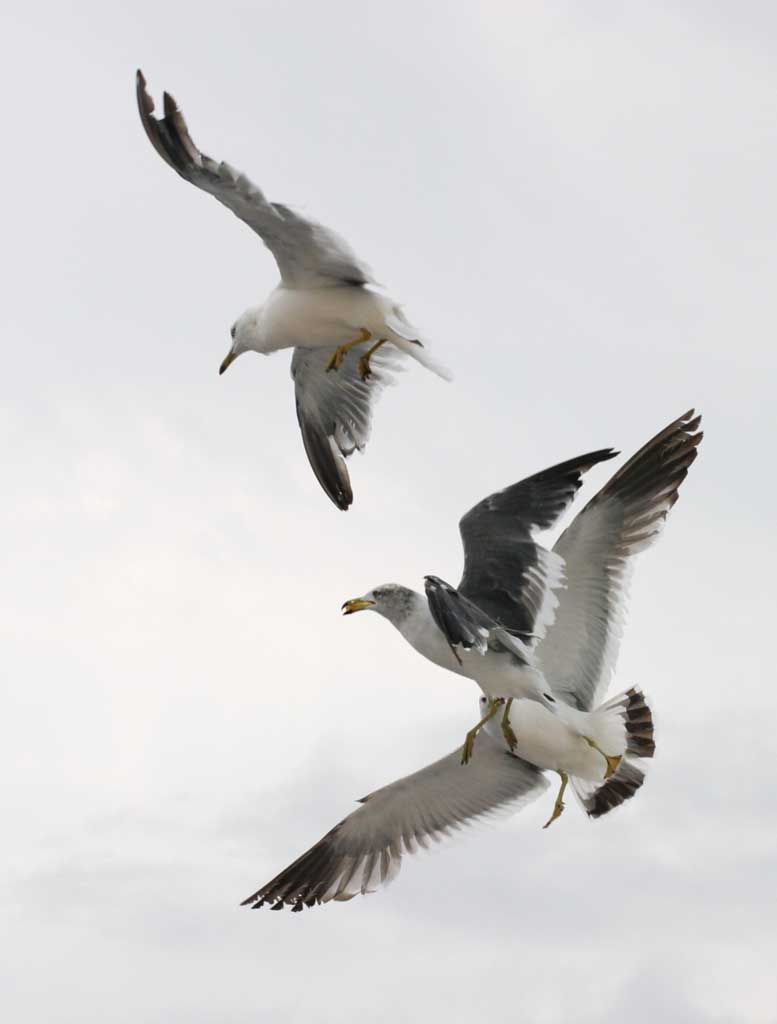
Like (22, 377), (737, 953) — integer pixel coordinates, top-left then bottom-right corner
(571, 687), (655, 819)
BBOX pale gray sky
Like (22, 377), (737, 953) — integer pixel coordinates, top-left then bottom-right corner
(2, 2), (776, 1022)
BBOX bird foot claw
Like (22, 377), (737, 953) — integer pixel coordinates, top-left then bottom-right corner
(460, 735), (475, 766)
(604, 753), (622, 779)
(358, 355), (372, 381)
(542, 801), (565, 829)
(583, 736), (622, 779)
(543, 771), (568, 829)
(326, 348), (346, 373)
(326, 328), (372, 373)
(501, 722), (518, 752)
(500, 698), (517, 751)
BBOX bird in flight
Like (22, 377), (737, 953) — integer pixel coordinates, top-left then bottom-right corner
(343, 409), (700, 814)
(136, 71), (449, 510)
(242, 410), (701, 909)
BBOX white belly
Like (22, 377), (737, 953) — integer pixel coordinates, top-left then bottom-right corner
(459, 649), (548, 702)
(485, 700), (607, 781)
(261, 285), (394, 351)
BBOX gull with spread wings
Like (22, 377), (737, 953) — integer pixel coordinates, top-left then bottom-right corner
(136, 71), (449, 510)
(242, 410), (701, 909)
(343, 409), (700, 817)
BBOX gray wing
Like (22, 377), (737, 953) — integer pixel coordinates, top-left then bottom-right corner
(291, 345), (403, 510)
(423, 575), (532, 665)
(137, 71), (374, 289)
(241, 734), (548, 911)
(537, 410), (703, 711)
(458, 450), (618, 639)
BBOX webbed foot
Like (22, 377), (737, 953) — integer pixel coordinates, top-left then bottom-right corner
(326, 327), (372, 372)
(542, 771), (569, 829)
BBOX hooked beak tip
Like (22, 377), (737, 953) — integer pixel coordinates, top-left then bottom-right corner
(341, 599), (376, 616)
(219, 351), (237, 375)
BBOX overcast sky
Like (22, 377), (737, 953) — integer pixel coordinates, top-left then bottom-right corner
(2, 2), (776, 1021)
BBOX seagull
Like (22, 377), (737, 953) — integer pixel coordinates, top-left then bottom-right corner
(342, 410), (702, 821)
(136, 71), (449, 510)
(242, 411), (699, 910)
(242, 689), (654, 912)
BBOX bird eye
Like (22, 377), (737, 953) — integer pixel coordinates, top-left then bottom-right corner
(230, 324), (236, 340)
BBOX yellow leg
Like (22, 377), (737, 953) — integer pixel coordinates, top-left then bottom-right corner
(461, 699), (503, 766)
(326, 328), (371, 372)
(500, 698), (517, 752)
(583, 736), (622, 779)
(542, 771), (568, 829)
(357, 338), (387, 380)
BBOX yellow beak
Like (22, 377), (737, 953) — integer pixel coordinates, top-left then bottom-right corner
(219, 350), (237, 375)
(341, 598), (376, 615)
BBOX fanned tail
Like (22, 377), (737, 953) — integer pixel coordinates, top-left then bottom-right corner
(571, 687), (655, 819)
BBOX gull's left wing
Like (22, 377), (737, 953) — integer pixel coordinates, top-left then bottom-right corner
(424, 575), (532, 664)
(290, 345), (403, 510)
(241, 732), (548, 910)
(537, 410), (702, 711)
(136, 71), (374, 289)
(456, 449), (618, 640)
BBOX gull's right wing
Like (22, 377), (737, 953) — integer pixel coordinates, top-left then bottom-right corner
(242, 733), (548, 910)
(137, 71), (374, 289)
(290, 345), (403, 510)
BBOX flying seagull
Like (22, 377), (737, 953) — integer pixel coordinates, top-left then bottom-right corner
(342, 409), (701, 815)
(136, 71), (449, 510)
(242, 411), (699, 910)
(242, 688), (654, 911)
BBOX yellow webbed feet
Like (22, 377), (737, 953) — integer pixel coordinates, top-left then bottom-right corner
(542, 771), (568, 829)
(326, 328), (372, 373)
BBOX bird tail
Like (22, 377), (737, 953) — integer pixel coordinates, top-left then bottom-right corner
(385, 309), (453, 381)
(570, 687), (655, 819)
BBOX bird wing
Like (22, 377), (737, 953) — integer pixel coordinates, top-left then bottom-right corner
(136, 71), (374, 289)
(423, 575), (532, 664)
(536, 410), (702, 711)
(457, 450), (618, 640)
(242, 733), (548, 910)
(291, 344), (403, 510)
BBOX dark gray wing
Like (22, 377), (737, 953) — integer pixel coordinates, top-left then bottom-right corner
(241, 733), (548, 911)
(423, 575), (530, 665)
(458, 449), (618, 638)
(137, 71), (374, 289)
(291, 345), (403, 510)
(537, 410), (702, 711)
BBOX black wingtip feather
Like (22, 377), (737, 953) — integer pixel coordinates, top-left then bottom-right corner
(594, 409), (703, 516)
(298, 425), (353, 510)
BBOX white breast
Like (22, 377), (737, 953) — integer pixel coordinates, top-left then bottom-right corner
(261, 286), (392, 351)
(397, 604), (548, 702)
(485, 700), (607, 780)
(399, 603), (472, 679)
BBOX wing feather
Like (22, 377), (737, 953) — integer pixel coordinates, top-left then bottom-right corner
(290, 345), (403, 510)
(458, 450), (618, 638)
(241, 734), (547, 910)
(537, 410), (703, 710)
(136, 71), (374, 289)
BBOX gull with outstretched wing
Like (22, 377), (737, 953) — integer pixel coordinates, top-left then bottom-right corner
(242, 731), (548, 911)
(136, 71), (449, 510)
(342, 410), (701, 822)
(241, 411), (700, 911)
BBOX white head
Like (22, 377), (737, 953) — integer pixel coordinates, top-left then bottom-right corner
(219, 305), (266, 375)
(341, 583), (423, 629)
